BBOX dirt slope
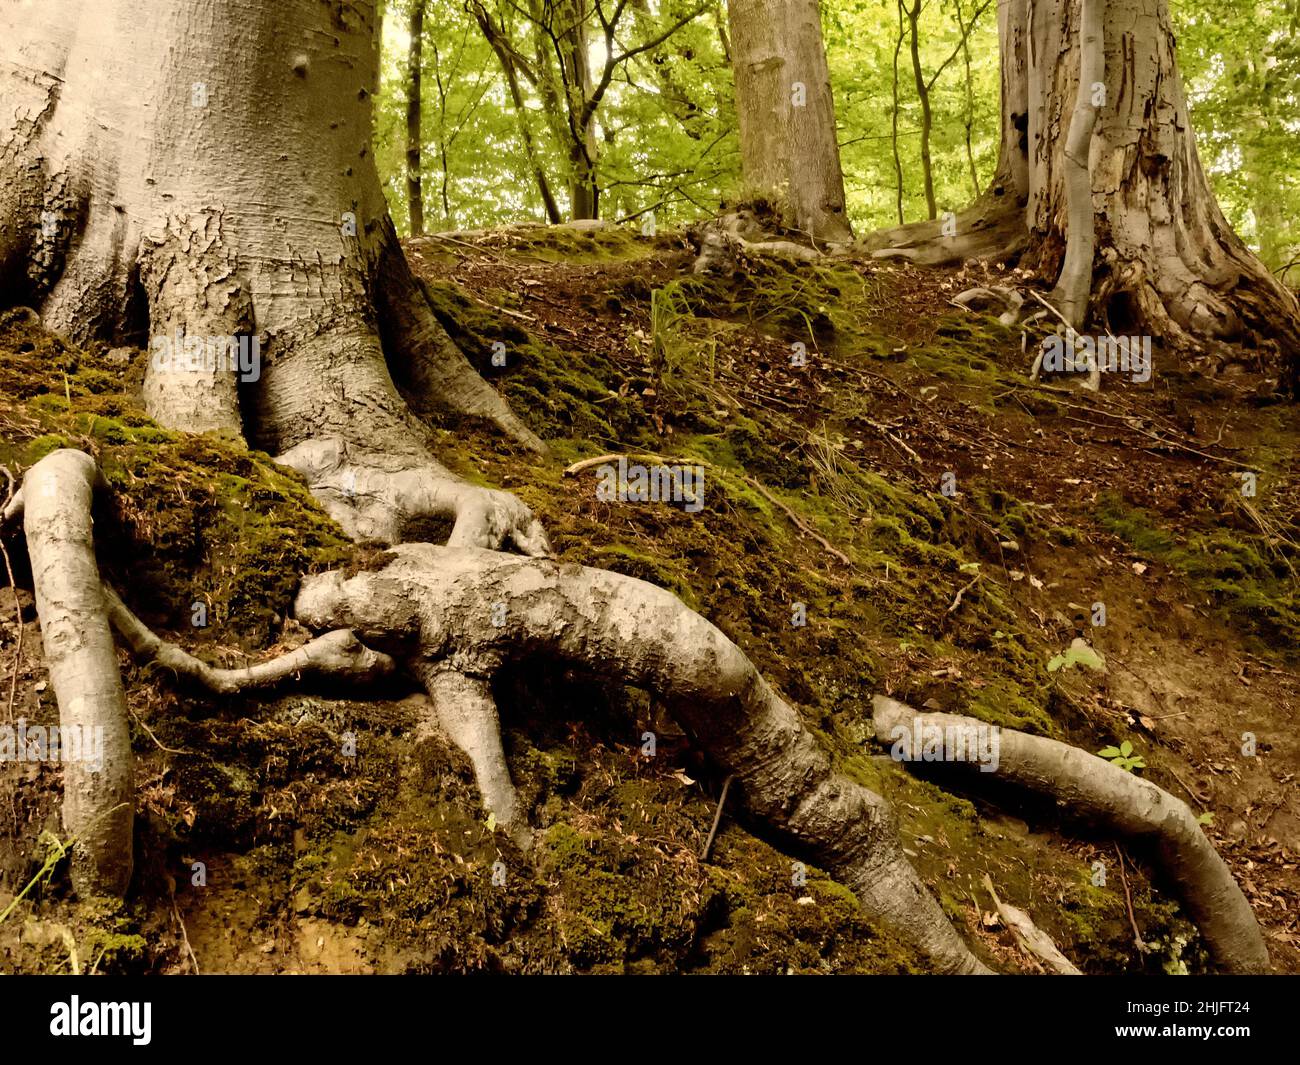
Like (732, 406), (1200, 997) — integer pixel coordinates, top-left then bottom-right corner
(0, 225), (1295, 974)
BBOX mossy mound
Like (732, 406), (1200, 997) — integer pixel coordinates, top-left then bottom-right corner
(1097, 490), (1300, 658)
(0, 309), (352, 646)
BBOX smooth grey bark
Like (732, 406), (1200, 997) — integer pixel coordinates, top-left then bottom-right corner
(23, 451), (133, 898)
(1050, 0), (1103, 330)
(296, 545), (993, 974)
(104, 585), (397, 694)
(0, 0), (547, 549)
(873, 697), (1271, 974)
(727, 0), (853, 243)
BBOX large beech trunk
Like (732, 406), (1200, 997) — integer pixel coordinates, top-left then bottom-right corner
(0, 0), (545, 543)
(727, 0), (853, 243)
(868, 0), (1300, 386)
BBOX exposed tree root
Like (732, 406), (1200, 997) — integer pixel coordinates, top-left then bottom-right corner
(276, 436), (550, 554)
(415, 663), (529, 848)
(982, 873), (1081, 975)
(18, 447), (1273, 976)
(375, 222), (547, 456)
(871, 696), (1271, 974)
(690, 209), (843, 275)
(862, 193), (1028, 266)
(21, 450), (133, 897)
(952, 285), (1024, 325)
(102, 585), (397, 695)
(294, 544), (993, 974)
(22, 450), (995, 971)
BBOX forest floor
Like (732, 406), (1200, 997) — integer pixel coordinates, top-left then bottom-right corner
(0, 223), (1296, 974)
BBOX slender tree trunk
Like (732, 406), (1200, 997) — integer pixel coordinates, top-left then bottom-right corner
(560, 2), (600, 220)
(529, 0), (597, 220)
(406, 0), (426, 237)
(727, 0), (853, 242)
(892, 0), (906, 224)
(955, 0), (982, 199)
(906, 0), (937, 220)
(471, 2), (563, 223)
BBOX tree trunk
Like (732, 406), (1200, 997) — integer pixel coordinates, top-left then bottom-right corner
(891, 0), (906, 224)
(470, 2), (564, 224)
(868, 0), (1300, 388)
(1051, 0), (1103, 330)
(905, 0), (937, 220)
(528, 0), (599, 221)
(727, 0), (853, 243)
(559, 2), (600, 220)
(955, 0), (982, 199)
(0, 0), (547, 545)
(406, 0), (426, 237)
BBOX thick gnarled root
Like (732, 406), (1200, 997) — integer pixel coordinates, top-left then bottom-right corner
(863, 195), (1028, 266)
(872, 696), (1270, 974)
(276, 435), (550, 554)
(294, 545), (992, 974)
(22, 451), (134, 897)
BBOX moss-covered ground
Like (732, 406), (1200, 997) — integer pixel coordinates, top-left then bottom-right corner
(1, 227), (1297, 974)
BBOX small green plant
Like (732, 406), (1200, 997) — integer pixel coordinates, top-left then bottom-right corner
(1197, 811), (1216, 827)
(1047, 639), (1106, 673)
(1097, 740), (1146, 773)
(0, 829), (71, 925)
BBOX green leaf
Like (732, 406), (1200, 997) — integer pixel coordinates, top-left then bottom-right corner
(1120, 740), (1133, 756)
(1097, 746), (1122, 758)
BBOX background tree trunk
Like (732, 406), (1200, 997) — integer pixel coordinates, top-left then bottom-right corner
(727, 0), (853, 242)
(1019, 0), (1300, 380)
(406, 0), (426, 237)
(868, 0), (1300, 388)
(905, 0), (937, 220)
(471, 1), (564, 223)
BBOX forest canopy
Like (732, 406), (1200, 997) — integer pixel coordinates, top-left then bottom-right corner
(374, 0), (1300, 282)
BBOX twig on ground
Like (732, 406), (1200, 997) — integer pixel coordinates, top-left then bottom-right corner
(1114, 843), (1148, 953)
(700, 775), (734, 862)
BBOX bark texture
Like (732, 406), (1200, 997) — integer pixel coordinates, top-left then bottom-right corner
(0, 0), (546, 547)
(727, 0), (853, 243)
(406, 0), (426, 237)
(295, 545), (993, 974)
(867, 0), (1300, 386)
(23, 451), (133, 897)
